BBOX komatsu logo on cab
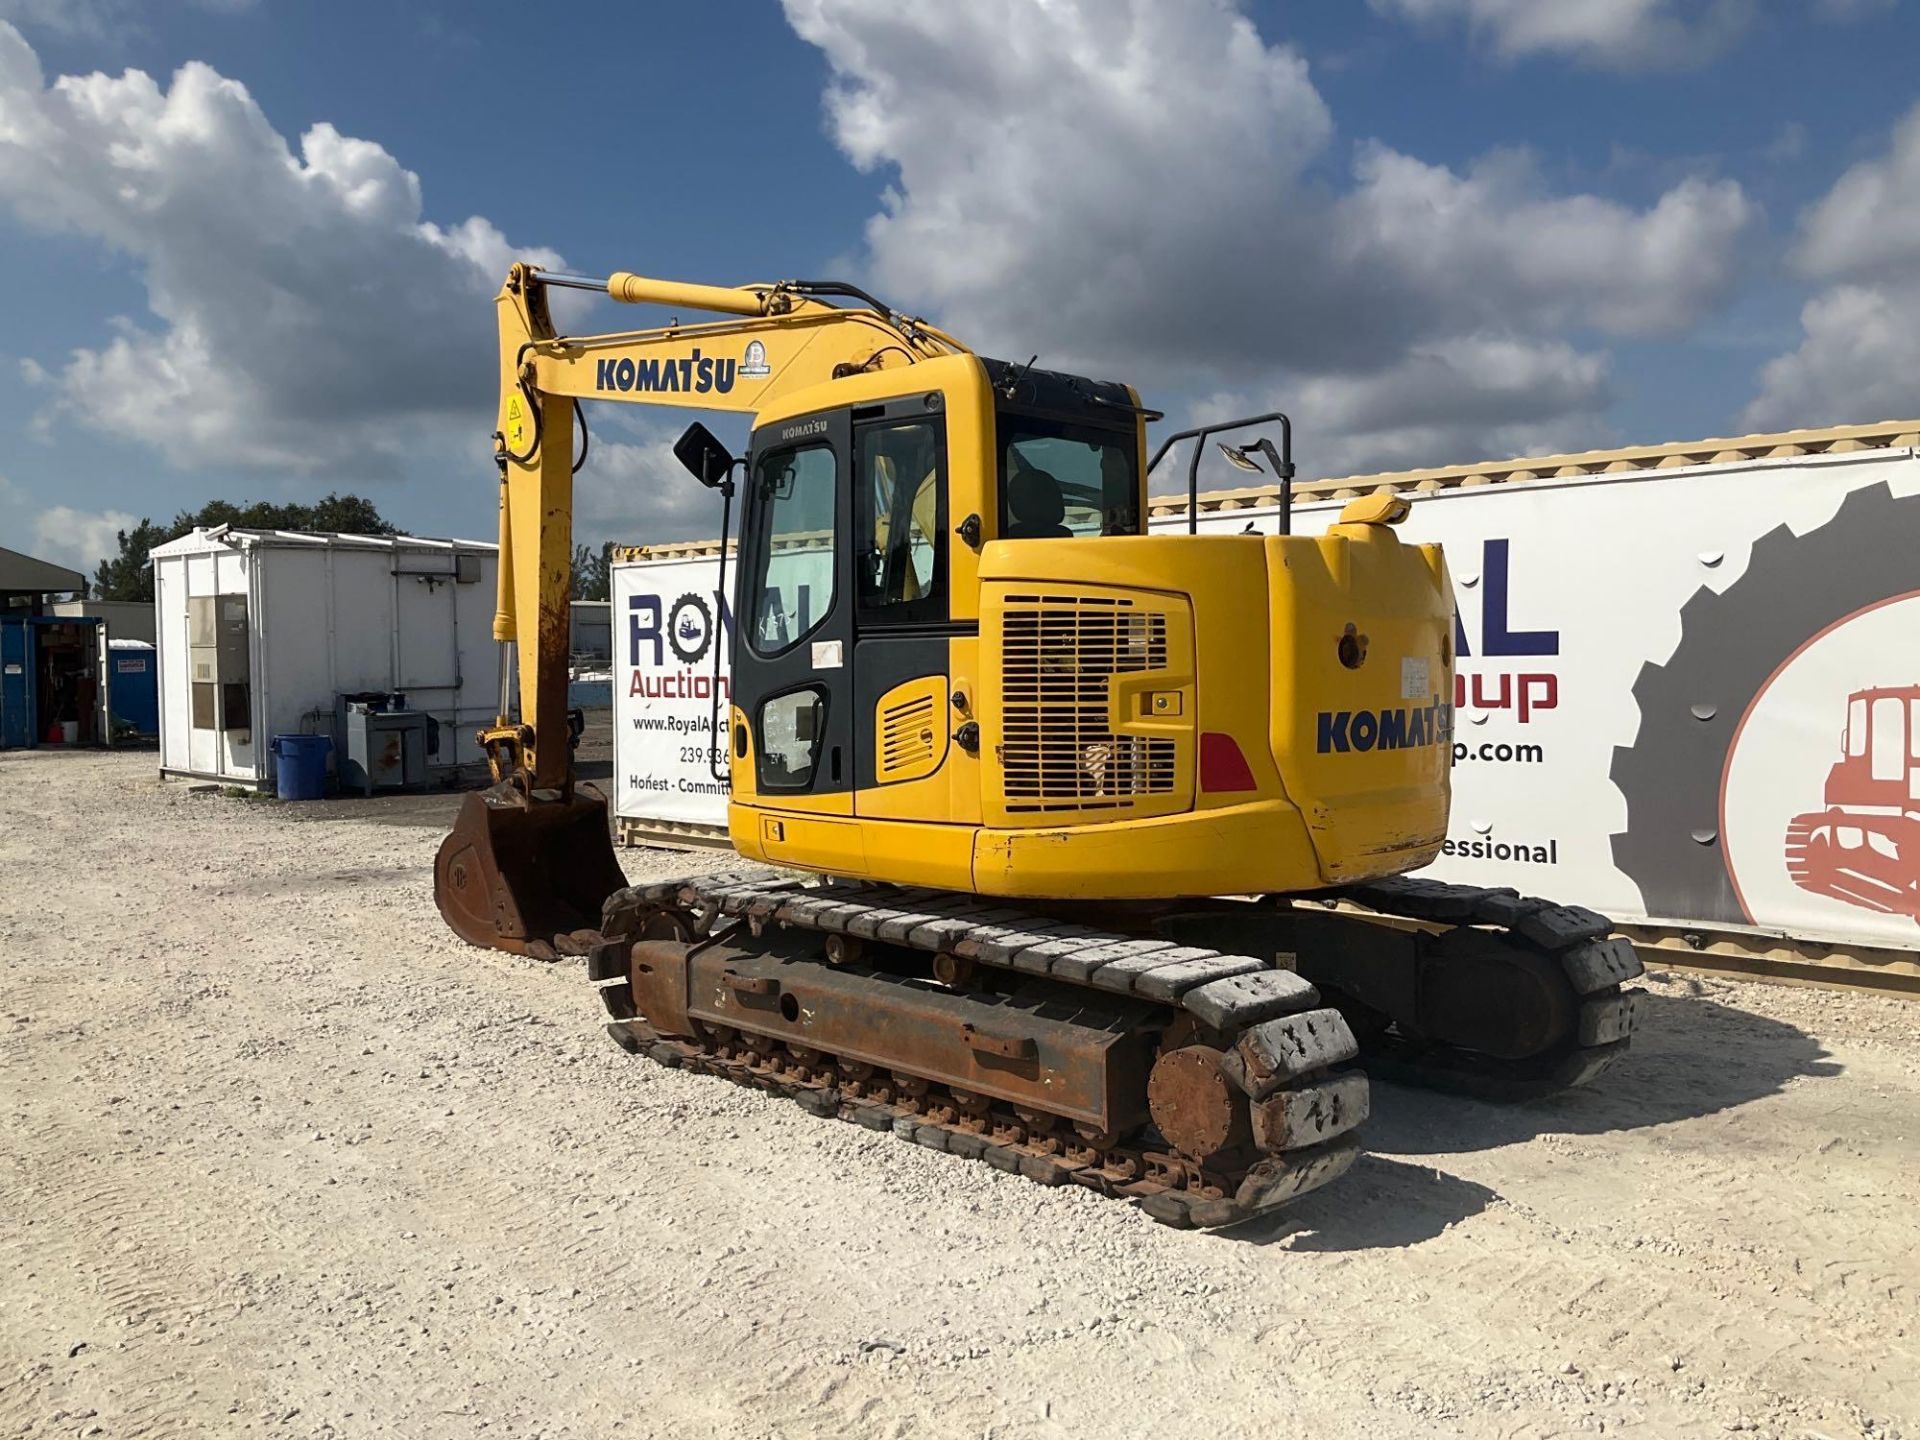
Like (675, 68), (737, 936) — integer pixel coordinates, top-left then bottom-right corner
(595, 348), (737, 396)
(1317, 700), (1453, 754)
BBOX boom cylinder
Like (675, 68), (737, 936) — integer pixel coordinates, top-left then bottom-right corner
(536, 269), (772, 318)
(606, 272), (771, 315)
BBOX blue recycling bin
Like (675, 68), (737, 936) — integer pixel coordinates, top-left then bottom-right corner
(272, 733), (332, 801)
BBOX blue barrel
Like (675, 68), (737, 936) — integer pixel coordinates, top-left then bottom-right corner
(272, 733), (332, 800)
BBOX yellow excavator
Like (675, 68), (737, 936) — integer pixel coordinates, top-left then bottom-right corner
(435, 264), (1643, 1228)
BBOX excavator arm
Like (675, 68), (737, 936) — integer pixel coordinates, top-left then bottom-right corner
(436, 263), (962, 957)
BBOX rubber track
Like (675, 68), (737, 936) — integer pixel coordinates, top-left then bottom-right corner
(601, 1011), (1360, 1230)
(595, 874), (1365, 1229)
(1331, 875), (1647, 1099)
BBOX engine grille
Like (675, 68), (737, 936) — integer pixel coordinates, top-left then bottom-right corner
(999, 594), (1176, 813)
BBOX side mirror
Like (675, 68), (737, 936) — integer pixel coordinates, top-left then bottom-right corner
(1217, 441), (1266, 475)
(673, 421), (737, 489)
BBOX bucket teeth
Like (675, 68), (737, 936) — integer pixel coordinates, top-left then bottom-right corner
(434, 780), (627, 958)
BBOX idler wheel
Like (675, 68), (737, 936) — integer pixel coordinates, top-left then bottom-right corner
(1148, 1045), (1250, 1164)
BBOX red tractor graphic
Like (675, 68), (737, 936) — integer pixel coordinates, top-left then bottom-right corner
(1785, 686), (1920, 921)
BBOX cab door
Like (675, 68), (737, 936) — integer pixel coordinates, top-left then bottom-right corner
(850, 405), (958, 822)
(732, 408), (855, 815)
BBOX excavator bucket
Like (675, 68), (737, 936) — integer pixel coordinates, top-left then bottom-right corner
(434, 780), (629, 959)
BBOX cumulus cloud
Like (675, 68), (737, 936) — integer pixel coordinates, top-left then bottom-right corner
(1746, 101), (1920, 429)
(1339, 146), (1751, 340)
(0, 472), (131, 576)
(1793, 104), (1920, 282)
(1370, 0), (1885, 70)
(574, 417), (726, 549)
(0, 22), (560, 474)
(31, 502), (137, 576)
(784, 0), (1753, 471)
(1189, 336), (1613, 484)
(785, 0), (1333, 377)
(1370, 0), (1752, 68)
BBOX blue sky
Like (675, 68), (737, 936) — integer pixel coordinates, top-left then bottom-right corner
(2, 0), (1918, 574)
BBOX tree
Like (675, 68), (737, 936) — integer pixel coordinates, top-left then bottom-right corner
(91, 519), (174, 603)
(571, 542), (612, 602)
(91, 492), (400, 602)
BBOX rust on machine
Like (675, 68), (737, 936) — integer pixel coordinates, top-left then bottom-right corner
(681, 935), (1160, 1133)
(586, 873), (1387, 1228)
(434, 779), (629, 960)
(575, 870), (1643, 1227)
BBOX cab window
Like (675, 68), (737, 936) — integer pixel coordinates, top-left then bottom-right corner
(998, 414), (1140, 539)
(746, 443), (836, 657)
(856, 419), (946, 623)
(758, 686), (827, 790)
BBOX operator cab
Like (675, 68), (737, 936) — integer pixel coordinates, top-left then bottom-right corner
(669, 351), (1147, 812)
(979, 357), (1143, 542)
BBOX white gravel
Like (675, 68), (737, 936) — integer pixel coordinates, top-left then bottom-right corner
(2, 748), (1917, 1439)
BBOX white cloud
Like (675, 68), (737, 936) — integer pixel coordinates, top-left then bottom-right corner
(1746, 101), (1920, 429)
(1189, 336), (1612, 483)
(785, 0), (1334, 377)
(575, 420), (724, 549)
(1374, 0), (1896, 69)
(1339, 146), (1751, 340)
(0, 22), (560, 474)
(784, 0), (1753, 468)
(1746, 284), (1920, 429)
(2, 471), (134, 578)
(1369, 0), (1754, 68)
(29, 502), (136, 577)
(1370, 0), (1887, 70)
(1764, 120), (1809, 166)
(1792, 103), (1920, 282)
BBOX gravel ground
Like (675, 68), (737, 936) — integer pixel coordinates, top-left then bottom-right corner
(2, 748), (1917, 1440)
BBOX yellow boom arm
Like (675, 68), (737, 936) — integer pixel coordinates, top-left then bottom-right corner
(486, 263), (965, 789)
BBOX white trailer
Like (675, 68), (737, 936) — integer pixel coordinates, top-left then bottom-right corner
(151, 527), (501, 788)
(610, 420), (1920, 992)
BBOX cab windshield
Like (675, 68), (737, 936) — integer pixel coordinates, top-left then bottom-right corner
(997, 413), (1140, 539)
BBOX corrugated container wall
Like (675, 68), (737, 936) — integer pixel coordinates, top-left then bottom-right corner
(151, 529), (500, 787)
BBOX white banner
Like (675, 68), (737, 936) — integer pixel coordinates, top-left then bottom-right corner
(615, 447), (1920, 952)
(611, 554), (732, 826)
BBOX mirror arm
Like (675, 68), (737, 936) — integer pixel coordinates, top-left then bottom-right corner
(1148, 412), (1294, 536)
(708, 464), (738, 785)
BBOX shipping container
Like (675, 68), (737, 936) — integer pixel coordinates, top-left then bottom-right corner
(570, 600), (613, 665)
(608, 420), (1920, 991)
(0, 614), (106, 749)
(150, 527), (500, 789)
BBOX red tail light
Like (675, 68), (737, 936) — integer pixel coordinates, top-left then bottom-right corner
(1199, 731), (1258, 793)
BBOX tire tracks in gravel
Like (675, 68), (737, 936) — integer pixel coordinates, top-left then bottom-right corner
(4, 751), (1919, 1439)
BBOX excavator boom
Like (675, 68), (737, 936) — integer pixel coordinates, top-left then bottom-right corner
(436, 265), (963, 957)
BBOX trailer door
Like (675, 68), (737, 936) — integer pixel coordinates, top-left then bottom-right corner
(1, 618), (31, 748)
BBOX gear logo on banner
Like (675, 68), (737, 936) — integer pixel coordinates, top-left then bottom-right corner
(667, 593), (715, 664)
(1609, 482), (1920, 934)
